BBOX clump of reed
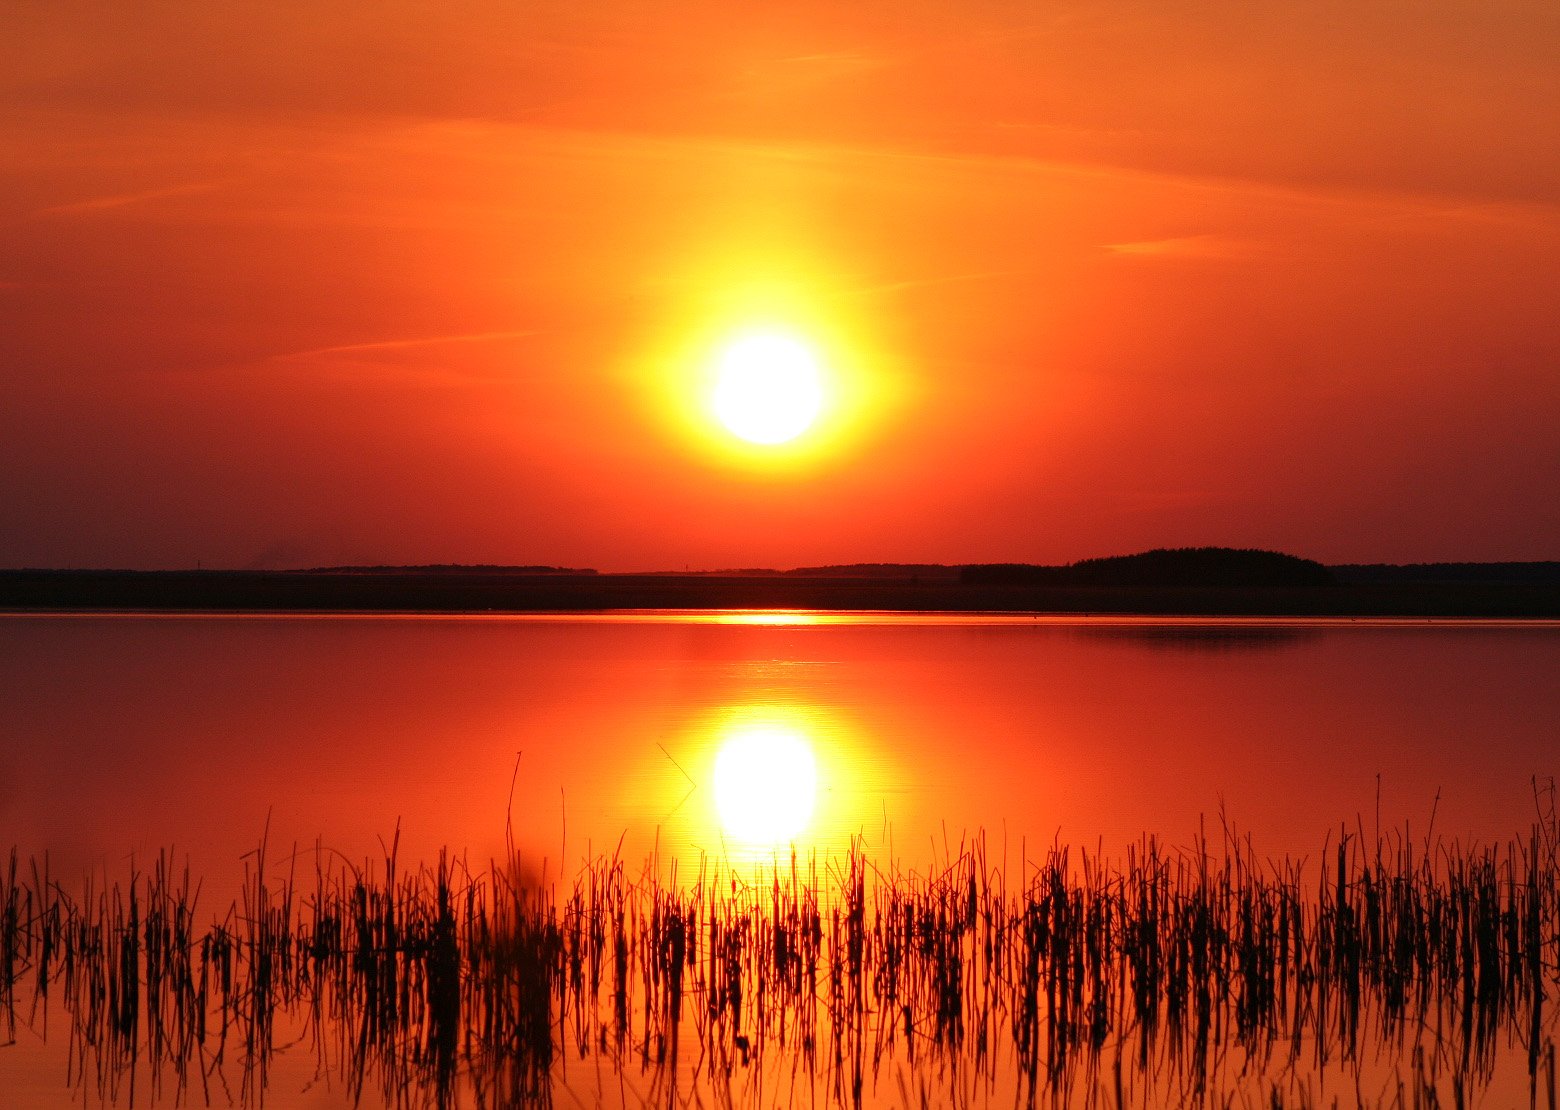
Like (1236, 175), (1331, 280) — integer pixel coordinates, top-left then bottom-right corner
(2, 810), (1558, 1109)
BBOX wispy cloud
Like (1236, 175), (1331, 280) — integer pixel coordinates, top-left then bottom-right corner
(271, 330), (541, 361)
(33, 181), (219, 218)
(1102, 235), (1250, 259)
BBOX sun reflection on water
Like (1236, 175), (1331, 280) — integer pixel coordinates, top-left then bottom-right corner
(706, 610), (827, 626)
(712, 719), (818, 846)
(654, 698), (886, 869)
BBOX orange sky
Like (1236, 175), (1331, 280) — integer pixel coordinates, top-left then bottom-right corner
(3, 1), (1558, 570)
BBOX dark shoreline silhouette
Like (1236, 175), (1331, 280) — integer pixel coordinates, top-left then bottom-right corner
(3, 564), (1558, 617)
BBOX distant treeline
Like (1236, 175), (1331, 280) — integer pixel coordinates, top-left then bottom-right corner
(678, 564), (961, 579)
(962, 547), (1335, 588)
(1333, 561), (1560, 585)
(4, 549), (1558, 615)
(296, 564), (599, 576)
(785, 563), (963, 579)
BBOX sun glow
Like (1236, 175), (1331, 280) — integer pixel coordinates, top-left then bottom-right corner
(637, 270), (900, 469)
(710, 332), (825, 445)
(712, 723), (818, 845)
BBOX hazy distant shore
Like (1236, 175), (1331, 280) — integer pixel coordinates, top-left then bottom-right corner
(3, 567), (1559, 617)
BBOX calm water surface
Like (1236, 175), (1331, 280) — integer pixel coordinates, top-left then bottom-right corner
(2, 612), (1557, 883)
(2, 612), (1557, 1106)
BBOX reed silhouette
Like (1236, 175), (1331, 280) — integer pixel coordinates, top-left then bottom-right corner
(3, 803), (1559, 1108)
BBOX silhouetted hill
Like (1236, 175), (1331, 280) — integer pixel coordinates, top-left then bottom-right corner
(962, 547), (1334, 588)
(1073, 547), (1334, 586)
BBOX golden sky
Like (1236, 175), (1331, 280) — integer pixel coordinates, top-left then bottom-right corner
(3, 0), (1558, 569)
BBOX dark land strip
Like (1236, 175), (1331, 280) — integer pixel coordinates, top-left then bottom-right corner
(3, 566), (1559, 617)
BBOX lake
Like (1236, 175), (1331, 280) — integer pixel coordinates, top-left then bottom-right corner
(2, 612), (1558, 1106)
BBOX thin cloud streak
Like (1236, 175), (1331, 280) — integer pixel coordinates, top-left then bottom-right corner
(33, 181), (219, 217)
(272, 330), (542, 361)
(1103, 235), (1251, 259)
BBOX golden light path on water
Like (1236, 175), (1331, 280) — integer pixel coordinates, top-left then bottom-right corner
(712, 718), (818, 845)
(648, 692), (892, 866)
(679, 702), (872, 866)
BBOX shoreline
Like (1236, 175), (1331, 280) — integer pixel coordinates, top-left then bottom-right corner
(3, 568), (1559, 617)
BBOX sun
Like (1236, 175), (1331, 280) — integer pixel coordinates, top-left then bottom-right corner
(712, 723), (818, 845)
(710, 332), (825, 445)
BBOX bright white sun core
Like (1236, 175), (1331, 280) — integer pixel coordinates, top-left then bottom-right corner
(712, 723), (818, 845)
(710, 333), (824, 445)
